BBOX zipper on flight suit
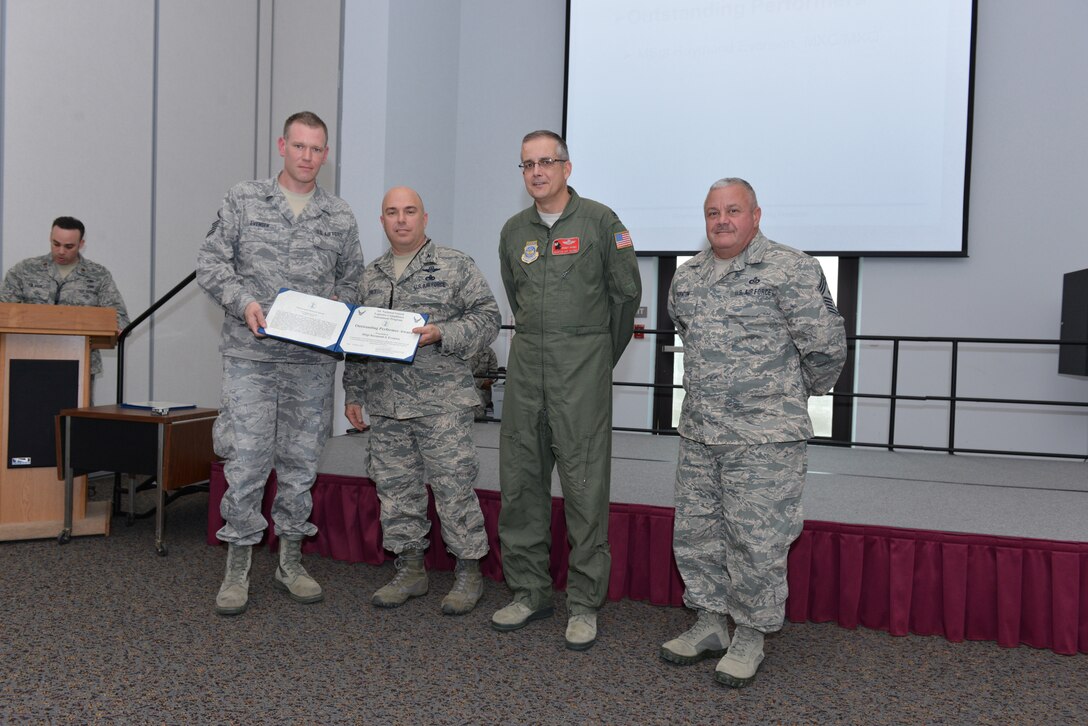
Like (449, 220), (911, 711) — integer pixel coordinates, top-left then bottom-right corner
(540, 226), (552, 413)
(539, 225), (580, 413)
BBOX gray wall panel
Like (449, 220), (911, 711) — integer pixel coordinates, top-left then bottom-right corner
(854, 0), (1088, 455)
(269, 0), (342, 192)
(0, 0), (343, 411)
(381, 0), (460, 246)
(453, 0), (567, 341)
(2, 0), (154, 403)
(151, 0), (261, 406)
(340, 0), (389, 266)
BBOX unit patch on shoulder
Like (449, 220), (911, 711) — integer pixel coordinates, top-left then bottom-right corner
(521, 241), (540, 264)
(552, 237), (580, 255)
(615, 230), (634, 249)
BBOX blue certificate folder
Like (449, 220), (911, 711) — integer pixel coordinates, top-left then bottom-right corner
(258, 288), (427, 363)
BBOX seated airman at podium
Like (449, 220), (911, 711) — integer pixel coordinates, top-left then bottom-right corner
(0, 216), (130, 377)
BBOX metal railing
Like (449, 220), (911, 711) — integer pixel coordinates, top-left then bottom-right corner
(113, 300), (1087, 461)
(115, 271), (196, 404)
(833, 334), (1087, 459)
(489, 325), (1088, 461)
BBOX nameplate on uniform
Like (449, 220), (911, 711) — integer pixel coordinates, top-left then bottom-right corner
(552, 237), (580, 255)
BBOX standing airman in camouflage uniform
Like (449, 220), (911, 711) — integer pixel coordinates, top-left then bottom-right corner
(0, 216), (129, 377)
(343, 186), (499, 616)
(661, 178), (846, 687)
(197, 111), (364, 616)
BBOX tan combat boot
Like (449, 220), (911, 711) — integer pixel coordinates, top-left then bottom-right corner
(274, 538), (324, 604)
(372, 549), (429, 607)
(660, 609), (729, 665)
(715, 625), (765, 688)
(215, 543), (252, 616)
(565, 612), (598, 651)
(441, 558), (483, 615)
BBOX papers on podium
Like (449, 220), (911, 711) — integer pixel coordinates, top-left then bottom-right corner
(260, 288), (426, 362)
(121, 401), (197, 415)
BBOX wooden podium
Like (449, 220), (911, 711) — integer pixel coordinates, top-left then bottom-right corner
(0, 302), (118, 541)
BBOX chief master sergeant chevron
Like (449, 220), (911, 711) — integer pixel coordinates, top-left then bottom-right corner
(660, 177), (846, 687)
(493, 130), (642, 651)
(197, 111), (364, 617)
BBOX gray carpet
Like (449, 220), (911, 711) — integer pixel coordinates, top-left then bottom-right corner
(1, 487), (1086, 725)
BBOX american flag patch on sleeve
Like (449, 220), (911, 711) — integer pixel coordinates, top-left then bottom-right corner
(614, 230), (633, 249)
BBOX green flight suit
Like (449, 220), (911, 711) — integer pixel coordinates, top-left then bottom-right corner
(497, 187), (642, 614)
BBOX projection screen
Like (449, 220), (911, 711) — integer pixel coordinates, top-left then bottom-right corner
(564, 0), (976, 256)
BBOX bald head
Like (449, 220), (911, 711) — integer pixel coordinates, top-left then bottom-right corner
(380, 186), (429, 255)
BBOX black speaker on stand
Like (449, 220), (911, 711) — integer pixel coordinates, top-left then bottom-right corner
(1058, 268), (1088, 376)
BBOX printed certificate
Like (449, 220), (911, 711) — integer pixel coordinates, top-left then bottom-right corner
(262, 289), (352, 349)
(340, 307), (426, 361)
(260, 289), (426, 361)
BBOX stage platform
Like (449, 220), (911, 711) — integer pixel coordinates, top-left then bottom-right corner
(317, 424), (1088, 542)
(208, 424), (1088, 655)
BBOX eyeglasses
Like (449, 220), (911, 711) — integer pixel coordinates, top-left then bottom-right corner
(518, 158), (568, 172)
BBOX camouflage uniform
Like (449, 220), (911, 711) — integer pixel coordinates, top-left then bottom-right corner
(668, 232), (846, 631)
(498, 188), (641, 616)
(197, 177), (364, 545)
(469, 346), (498, 419)
(0, 253), (130, 376)
(342, 240), (499, 558)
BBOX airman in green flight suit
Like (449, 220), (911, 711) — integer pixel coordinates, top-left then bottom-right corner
(493, 130), (642, 651)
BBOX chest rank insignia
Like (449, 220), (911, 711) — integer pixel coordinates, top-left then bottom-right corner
(521, 241), (540, 264)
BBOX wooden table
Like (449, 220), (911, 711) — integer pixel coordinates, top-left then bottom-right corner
(58, 405), (218, 555)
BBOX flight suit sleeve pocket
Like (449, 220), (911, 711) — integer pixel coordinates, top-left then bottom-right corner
(608, 260), (640, 303)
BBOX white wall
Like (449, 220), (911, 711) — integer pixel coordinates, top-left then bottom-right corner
(342, 0), (1088, 455)
(2, 0), (1085, 455)
(2, 0), (155, 402)
(343, 0), (568, 329)
(853, 1), (1088, 456)
(0, 0), (344, 410)
(340, 0), (658, 429)
(151, 0), (260, 408)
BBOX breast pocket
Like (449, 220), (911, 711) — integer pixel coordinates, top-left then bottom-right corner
(554, 242), (609, 326)
(362, 284), (390, 308)
(290, 233), (341, 287)
(562, 240), (598, 286)
(726, 292), (782, 336)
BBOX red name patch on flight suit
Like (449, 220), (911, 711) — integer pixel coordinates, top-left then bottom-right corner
(552, 237), (580, 255)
